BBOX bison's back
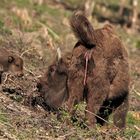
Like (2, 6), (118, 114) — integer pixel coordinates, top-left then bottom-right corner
(95, 24), (129, 99)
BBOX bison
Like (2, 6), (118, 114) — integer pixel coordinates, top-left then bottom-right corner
(36, 11), (130, 129)
(0, 48), (24, 84)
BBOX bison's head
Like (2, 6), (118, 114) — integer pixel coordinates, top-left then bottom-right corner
(36, 49), (71, 110)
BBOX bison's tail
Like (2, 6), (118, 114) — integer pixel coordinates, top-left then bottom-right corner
(70, 11), (96, 48)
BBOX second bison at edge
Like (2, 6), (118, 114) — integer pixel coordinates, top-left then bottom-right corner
(0, 48), (24, 84)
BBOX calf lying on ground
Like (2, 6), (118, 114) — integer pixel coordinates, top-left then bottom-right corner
(36, 11), (129, 129)
(0, 48), (24, 84)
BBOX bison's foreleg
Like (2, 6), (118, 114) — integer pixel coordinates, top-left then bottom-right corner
(66, 77), (84, 116)
(96, 100), (113, 126)
(86, 77), (110, 127)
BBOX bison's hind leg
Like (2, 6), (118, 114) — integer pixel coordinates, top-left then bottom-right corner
(96, 100), (113, 126)
(113, 94), (128, 128)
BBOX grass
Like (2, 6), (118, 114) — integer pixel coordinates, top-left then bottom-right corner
(0, 113), (8, 123)
(34, 4), (61, 17)
(136, 40), (140, 48)
(12, 0), (31, 8)
(127, 113), (140, 126)
(124, 128), (140, 139)
(0, 104), (140, 139)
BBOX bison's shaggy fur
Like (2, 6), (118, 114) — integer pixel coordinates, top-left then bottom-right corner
(66, 11), (130, 128)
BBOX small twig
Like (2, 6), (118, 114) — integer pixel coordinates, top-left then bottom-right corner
(3, 76), (17, 88)
(134, 125), (140, 132)
(37, 136), (51, 139)
(24, 67), (36, 77)
(3, 73), (10, 84)
(131, 84), (140, 96)
(59, 129), (76, 138)
(85, 109), (118, 129)
(133, 89), (140, 96)
(20, 48), (34, 57)
(6, 105), (20, 113)
(85, 109), (110, 124)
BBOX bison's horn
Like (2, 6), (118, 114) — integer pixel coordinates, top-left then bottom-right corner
(57, 47), (61, 60)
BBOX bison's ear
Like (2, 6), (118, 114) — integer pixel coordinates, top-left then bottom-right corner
(8, 56), (14, 63)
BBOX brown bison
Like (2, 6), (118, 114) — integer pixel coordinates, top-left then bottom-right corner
(36, 11), (129, 128)
(0, 48), (24, 84)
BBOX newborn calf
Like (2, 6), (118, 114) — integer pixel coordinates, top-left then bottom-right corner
(0, 48), (24, 84)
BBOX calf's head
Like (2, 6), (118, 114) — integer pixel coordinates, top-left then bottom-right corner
(36, 50), (71, 110)
(8, 55), (24, 77)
